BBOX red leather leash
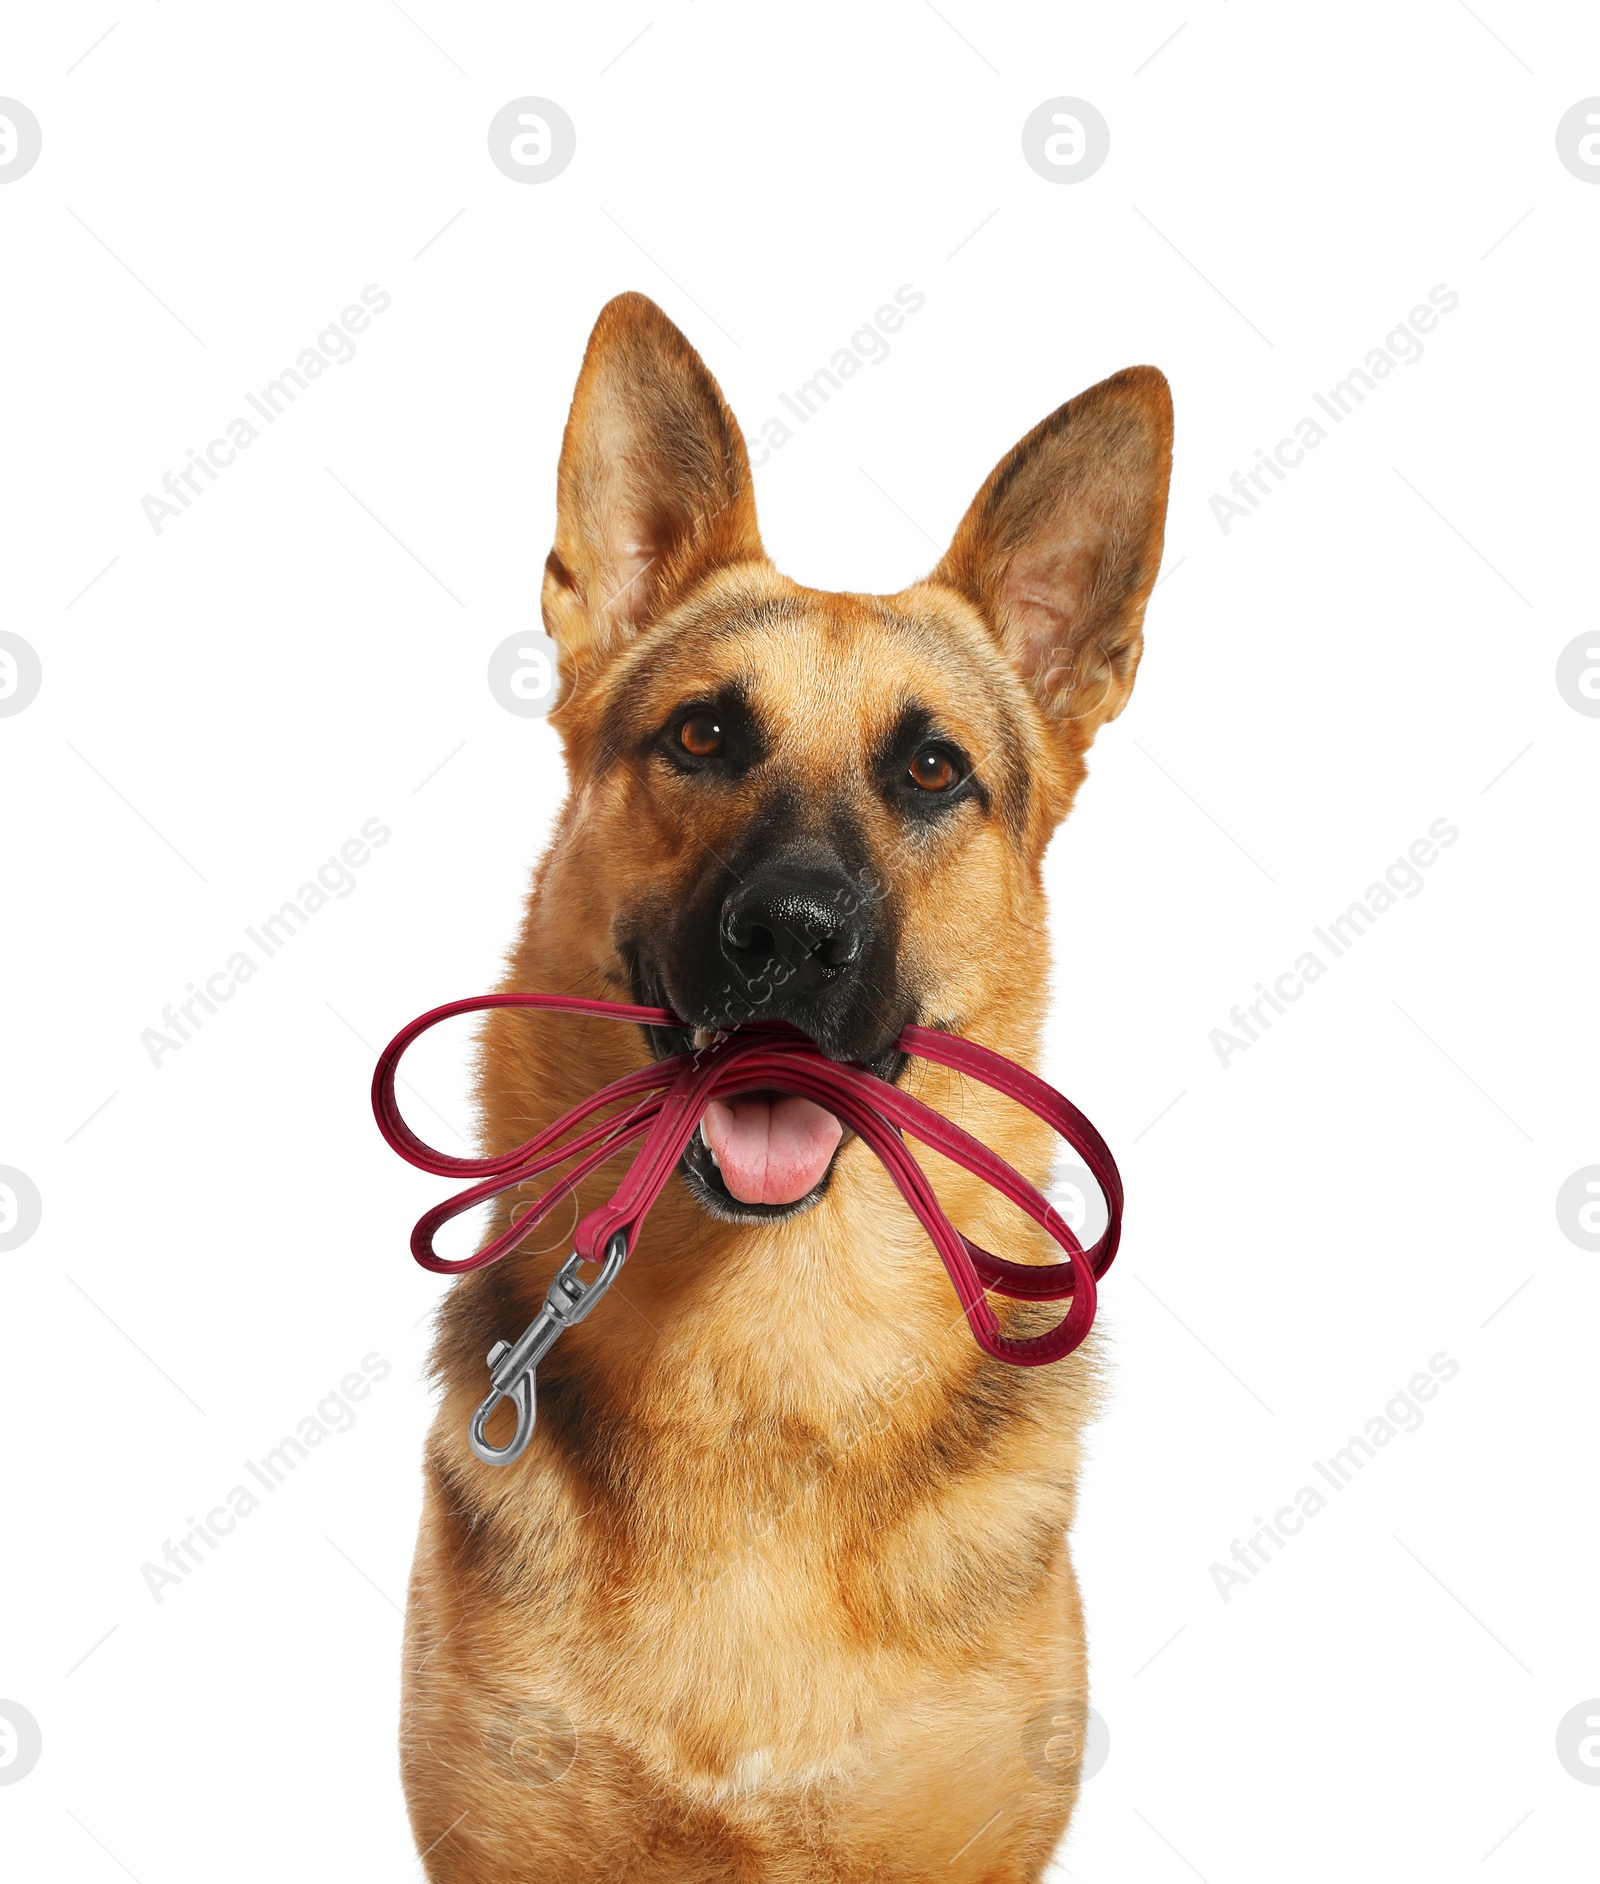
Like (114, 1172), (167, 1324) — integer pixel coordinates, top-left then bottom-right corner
(374, 993), (1121, 1462)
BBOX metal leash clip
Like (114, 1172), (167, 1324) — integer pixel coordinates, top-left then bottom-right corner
(468, 1233), (626, 1467)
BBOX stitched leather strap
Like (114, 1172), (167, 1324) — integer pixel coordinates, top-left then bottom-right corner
(372, 994), (1120, 1367)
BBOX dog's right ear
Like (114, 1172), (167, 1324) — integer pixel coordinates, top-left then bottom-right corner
(542, 294), (764, 682)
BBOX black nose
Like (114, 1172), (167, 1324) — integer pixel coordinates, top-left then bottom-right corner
(720, 871), (866, 990)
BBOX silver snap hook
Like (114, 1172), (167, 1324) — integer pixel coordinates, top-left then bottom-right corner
(467, 1234), (626, 1467)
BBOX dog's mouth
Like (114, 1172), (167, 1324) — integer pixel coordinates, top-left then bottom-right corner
(698, 1067), (843, 1213)
(636, 1013), (908, 1223)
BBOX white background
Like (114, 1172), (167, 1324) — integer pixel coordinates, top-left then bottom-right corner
(2, 3), (1597, 1878)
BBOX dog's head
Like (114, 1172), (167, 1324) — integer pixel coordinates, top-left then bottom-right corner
(537, 295), (1171, 1223)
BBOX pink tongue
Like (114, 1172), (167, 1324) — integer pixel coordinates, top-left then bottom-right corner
(701, 1093), (844, 1207)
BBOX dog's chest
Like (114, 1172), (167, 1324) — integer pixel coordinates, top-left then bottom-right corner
(499, 1365), (1079, 1783)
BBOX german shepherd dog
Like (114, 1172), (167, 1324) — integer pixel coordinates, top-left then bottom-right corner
(402, 294), (1172, 1880)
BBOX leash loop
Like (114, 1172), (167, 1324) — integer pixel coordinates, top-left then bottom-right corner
(375, 992), (1123, 1465)
(467, 1233), (626, 1466)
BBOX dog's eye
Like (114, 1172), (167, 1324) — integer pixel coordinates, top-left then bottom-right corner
(677, 713), (724, 758)
(907, 747), (960, 792)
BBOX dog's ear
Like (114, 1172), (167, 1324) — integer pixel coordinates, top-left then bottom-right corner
(542, 293), (764, 677)
(933, 366), (1172, 736)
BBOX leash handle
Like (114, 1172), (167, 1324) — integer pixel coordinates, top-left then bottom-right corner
(373, 993), (1123, 1437)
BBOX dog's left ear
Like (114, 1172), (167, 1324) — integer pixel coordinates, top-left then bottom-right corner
(543, 293), (765, 681)
(933, 366), (1172, 736)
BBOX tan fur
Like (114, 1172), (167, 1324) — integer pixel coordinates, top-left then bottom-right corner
(401, 295), (1172, 1880)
